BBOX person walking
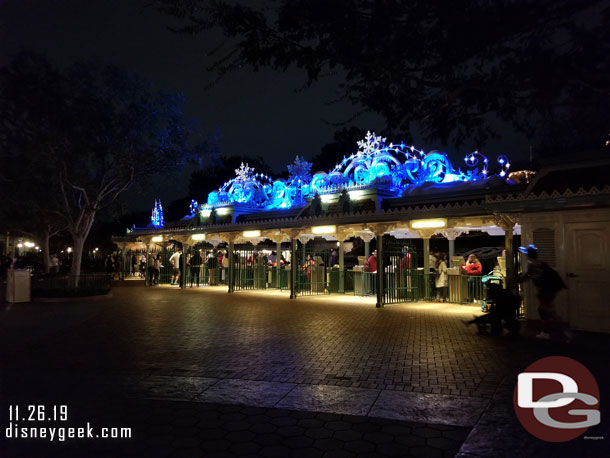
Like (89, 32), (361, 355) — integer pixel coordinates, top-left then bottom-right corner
(518, 244), (571, 341)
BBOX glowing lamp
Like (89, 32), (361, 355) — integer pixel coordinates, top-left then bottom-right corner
(321, 195), (334, 203)
(151, 236), (163, 242)
(312, 225), (336, 235)
(243, 230), (261, 238)
(67, 247), (72, 253)
(348, 190), (366, 200)
(191, 234), (206, 241)
(411, 219), (447, 229)
(216, 207), (230, 216)
(17, 243), (23, 248)
(200, 209), (212, 217)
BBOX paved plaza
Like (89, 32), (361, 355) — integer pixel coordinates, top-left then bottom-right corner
(0, 284), (608, 457)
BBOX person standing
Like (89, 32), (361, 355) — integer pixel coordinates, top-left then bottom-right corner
(116, 251), (124, 281)
(50, 254), (59, 275)
(153, 254), (162, 285)
(139, 255), (147, 278)
(169, 249), (182, 286)
(518, 244), (570, 341)
(207, 252), (218, 285)
(189, 250), (203, 287)
(462, 254), (482, 301)
(330, 249), (339, 267)
(221, 250), (229, 283)
(365, 249), (378, 294)
(435, 253), (448, 302)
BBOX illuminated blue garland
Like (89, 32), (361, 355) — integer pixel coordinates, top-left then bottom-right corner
(201, 132), (511, 213)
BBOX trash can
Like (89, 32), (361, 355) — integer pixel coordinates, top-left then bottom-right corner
(6, 269), (31, 303)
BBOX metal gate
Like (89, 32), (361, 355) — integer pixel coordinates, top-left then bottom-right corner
(295, 239), (332, 296)
(382, 236), (419, 304)
(233, 243), (270, 291)
(148, 242), (181, 286)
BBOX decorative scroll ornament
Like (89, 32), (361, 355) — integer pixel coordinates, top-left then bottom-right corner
(202, 131), (512, 211)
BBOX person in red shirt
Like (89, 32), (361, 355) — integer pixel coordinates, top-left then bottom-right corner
(364, 250), (378, 295)
(462, 254), (482, 275)
(365, 250), (378, 273)
(462, 254), (482, 301)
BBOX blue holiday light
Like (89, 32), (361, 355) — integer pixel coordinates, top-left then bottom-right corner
(200, 132), (511, 214)
(151, 199), (164, 227)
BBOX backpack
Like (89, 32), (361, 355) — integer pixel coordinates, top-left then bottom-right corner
(536, 262), (567, 292)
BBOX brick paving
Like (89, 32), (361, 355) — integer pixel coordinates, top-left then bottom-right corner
(0, 284), (608, 457)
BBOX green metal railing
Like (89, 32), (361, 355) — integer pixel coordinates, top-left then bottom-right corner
(447, 274), (484, 304)
(384, 269), (420, 304)
(296, 264), (328, 296)
(32, 273), (111, 297)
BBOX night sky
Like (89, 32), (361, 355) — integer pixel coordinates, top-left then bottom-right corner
(0, 0), (528, 209)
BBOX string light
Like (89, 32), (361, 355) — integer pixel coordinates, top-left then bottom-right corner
(199, 131), (511, 213)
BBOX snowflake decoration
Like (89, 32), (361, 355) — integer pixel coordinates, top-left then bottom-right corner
(356, 131), (387, 156)
(234, 162), (254, 181)
(287, 156), (312, 183)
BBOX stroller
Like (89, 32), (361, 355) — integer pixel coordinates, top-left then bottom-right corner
(467, 281), (520, 336)
(481, 271), (503, 312)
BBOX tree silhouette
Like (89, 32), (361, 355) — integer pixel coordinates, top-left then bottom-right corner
(337, 189), (351, 214)
(0, 52), (207, 277)
(156, 0), (609, 149)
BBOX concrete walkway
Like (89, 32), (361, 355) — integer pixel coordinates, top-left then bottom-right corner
(1, 285), (607, 457)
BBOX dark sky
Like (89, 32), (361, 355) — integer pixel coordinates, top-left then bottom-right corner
(0, 0), (528, 210)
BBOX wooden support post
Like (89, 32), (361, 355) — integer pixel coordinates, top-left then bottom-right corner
(505, 229), (516, 291)
(423, 237), (430, 299)
(276, 240), (282, 289)
(339, 240), (345, 293)
(228, 240), (235, 293)
(290, 238), (297, 299)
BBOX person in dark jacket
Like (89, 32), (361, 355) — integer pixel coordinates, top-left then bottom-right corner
(189, 250), (203, 287)
(518, 244), (571, 341)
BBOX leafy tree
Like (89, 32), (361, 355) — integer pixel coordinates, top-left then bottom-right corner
(308, 193), (322, 217)
(0, 52), (207, 277)
(156, 0), (609, 149)
(312, 127), (367, 172)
